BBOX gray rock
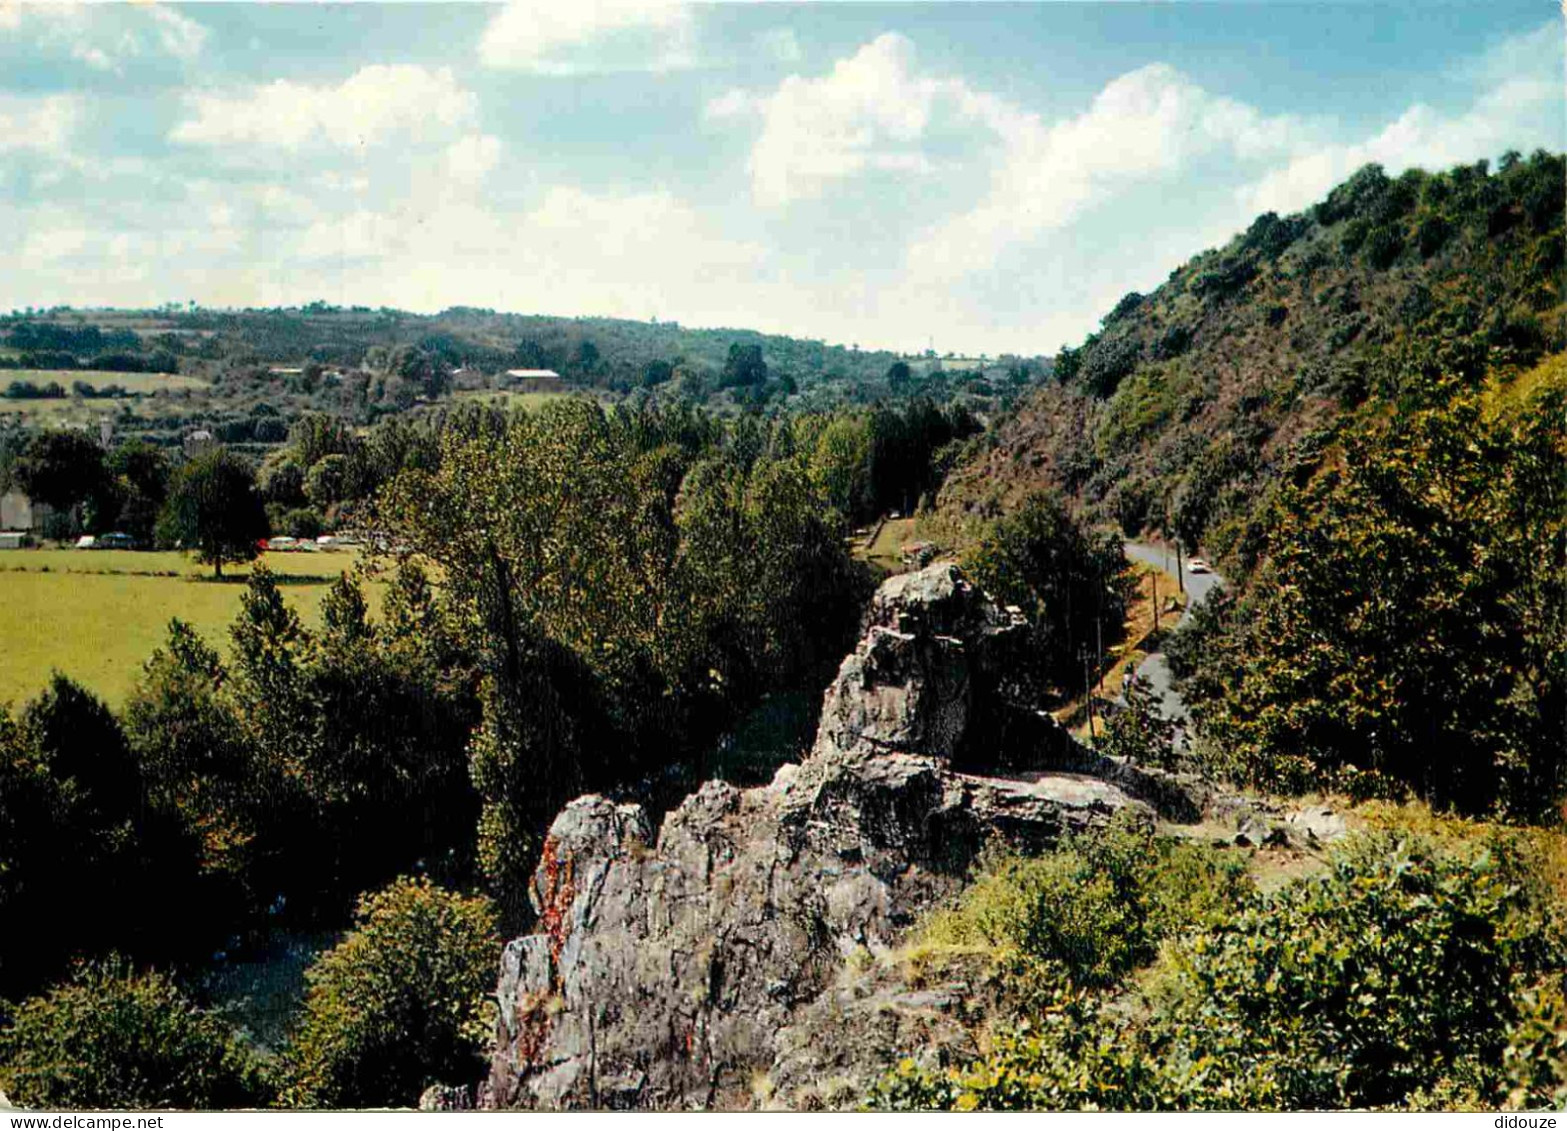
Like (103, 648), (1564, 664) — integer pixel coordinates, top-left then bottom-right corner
(482, 563), (1195, 1111)
(418, 1084), (474, 1111)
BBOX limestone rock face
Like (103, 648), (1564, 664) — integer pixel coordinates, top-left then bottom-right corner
(482, 563), (1177, 1111)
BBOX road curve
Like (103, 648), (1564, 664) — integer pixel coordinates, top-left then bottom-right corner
(1120, 541), (1224, 734)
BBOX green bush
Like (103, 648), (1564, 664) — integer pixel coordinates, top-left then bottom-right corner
(279, 877), (499, 1109)
(876, 831), (1558, 1111)
(0, 960), (267, 1110)
(1096, 676), (1177, 769)
(1503, 976), (1567, 1111)
(924, 814), (1250, 991)
(1149, 832), (1522, 1109)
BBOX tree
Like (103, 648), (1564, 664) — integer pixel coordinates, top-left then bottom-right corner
(258, 454), (307, 508)
(721, 342), (767, 388)
(886, 360), (913, 395)
(809, 416), (873, 522)
(104, 440), (170, 544)
(1179, 378), (1566, 815)
(966, 491), (1133, 697)
(12, 429), (105, 518)
(0, 960), (268, 1110)
(288, 412), (358, 469)
(124, 620), (259, 892)
(157, 448), (269, 579)
(1098, 673), (1177, 768)
(304, 453), (351, 509)
(1, 678), (205, 996)
(280, 878), (498, 1109)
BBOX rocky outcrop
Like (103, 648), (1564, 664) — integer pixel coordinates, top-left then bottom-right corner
(482, 564), (1197, 1111)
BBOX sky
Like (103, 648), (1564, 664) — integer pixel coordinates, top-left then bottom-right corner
(1, 1), (1561, 355)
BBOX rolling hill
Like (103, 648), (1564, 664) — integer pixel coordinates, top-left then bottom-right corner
(937, 150), (1565, 575)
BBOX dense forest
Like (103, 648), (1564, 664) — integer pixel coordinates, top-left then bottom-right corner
(1, 154), (1564, 1113)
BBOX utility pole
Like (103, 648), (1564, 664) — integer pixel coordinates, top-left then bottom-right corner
(1176, 539), (1185, 595)
(1095, 612), (1103, 696)
(1152, 574), (1159, 632)
(1082, 647), (1097, 744)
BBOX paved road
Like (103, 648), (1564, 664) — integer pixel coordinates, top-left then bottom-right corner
(1120, 542), (1224, 736)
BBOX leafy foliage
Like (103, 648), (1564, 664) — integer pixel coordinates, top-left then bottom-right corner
(1173, 370), (1566, 816)
(11, 429), (106, 519)
(124, 563), (479, 924)
(157, 446), (270, 578)
(965, 490), (1133, 696)
(0, 960), (268, 1110)
(0, 679), (204, 996)
(1097, 672), (1177, 768)
(385, 400), (867, 916)
(873, 831), (1566, 1111)
(941, 152), (1566, 564)
(279, 878), (498, 1109)
(923, 814), (1251, 992)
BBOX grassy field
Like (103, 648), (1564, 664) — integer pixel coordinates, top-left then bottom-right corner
(0, 549), (372, 708)
(452, 389), (578, 412)
(0, 369), (210, 423)
(2, 369), (208, 393)
(857, 516), (919, 575)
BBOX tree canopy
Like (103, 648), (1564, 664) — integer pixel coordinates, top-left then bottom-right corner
(156, 447), (269, 578)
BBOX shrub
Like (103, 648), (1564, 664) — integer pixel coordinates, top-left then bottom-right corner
(965, 491), (1133, 697)
(0, 960), (267, 1110)
(1077, 336), (1141, 398)
(1503, 976), (1567, 1110)
(876, 831), (1556, 1111)
(1416, 213), (1451, 258)
(1151, 324), (1191, 360)
(923, 814), (1250, 991)
(1096, 675), (1177, 769)
(279, 878), (499, 1109)
(279, 507), (324, 540)
(1363, 224), (1404, 269)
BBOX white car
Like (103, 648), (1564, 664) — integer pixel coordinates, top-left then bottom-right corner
(1187, 558), (1211, 574)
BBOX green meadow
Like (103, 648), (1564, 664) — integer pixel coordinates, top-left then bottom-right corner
(0, 549), (374, 708)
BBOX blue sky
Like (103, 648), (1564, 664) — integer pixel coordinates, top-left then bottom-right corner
(1, 1), (1560, 354)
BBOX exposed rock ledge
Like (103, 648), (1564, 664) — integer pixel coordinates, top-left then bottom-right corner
(481, 563), (1203, 1111)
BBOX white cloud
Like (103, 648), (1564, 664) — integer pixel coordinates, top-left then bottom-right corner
(757, 27), (802, 66)
(715, 34), (1313, 226)
(277, 184), (767, 321)
(704, 88), (753, 122)
(9, 3), (208, 71)
(478, 0), (694, 74)
(150, 6), (208, 61)
(0, 94), (81, 154)
(713, 33), (946, 207)
(444, 133), (502, 186)
(906, 62), (1317, 280)
(170, 65), (479, 151)
(1236, 23), (1564, 217)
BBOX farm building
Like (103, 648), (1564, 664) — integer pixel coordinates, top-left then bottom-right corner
(504, 369), (566, 394)
(1, 489), (54, 535)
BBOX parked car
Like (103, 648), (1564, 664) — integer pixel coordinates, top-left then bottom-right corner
(1187, 558), (1211, 574)
(97, 532), (137, 550)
